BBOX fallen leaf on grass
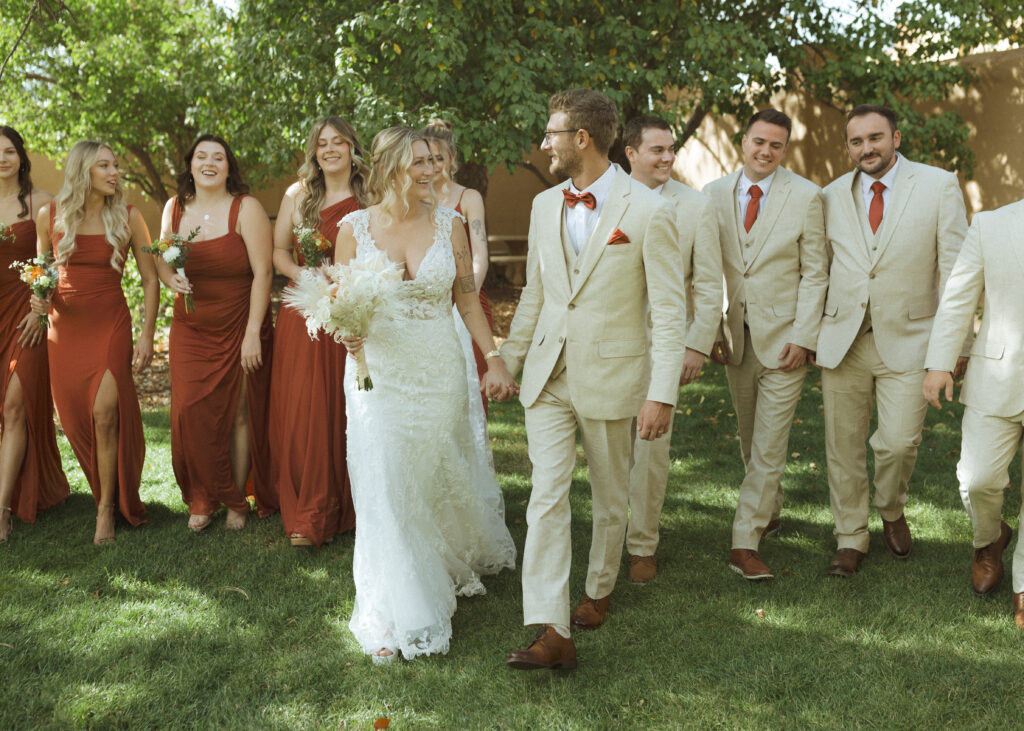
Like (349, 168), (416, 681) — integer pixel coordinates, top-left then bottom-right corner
(92, 591), (100, 599)
(373, 719), (390, 730)
(60, 579), (69, 585)
(755, 608), (765, 619)
(221, 586), (250, 599)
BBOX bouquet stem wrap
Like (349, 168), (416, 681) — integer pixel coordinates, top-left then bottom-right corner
(176, 267), (196, 313)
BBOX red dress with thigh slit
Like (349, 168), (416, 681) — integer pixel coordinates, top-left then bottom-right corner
(168, 196), (274, 517)
(0, 214), (70, 521)
(270, 196), (359, 545)
(47, 204), (145, 524)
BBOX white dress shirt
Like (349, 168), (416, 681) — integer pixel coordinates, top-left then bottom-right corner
(858, 153), (901, 215)
(736, 170), (776, 224)
(564, 163), (617, 253)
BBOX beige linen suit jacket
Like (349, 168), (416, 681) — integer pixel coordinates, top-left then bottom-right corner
(816, 158), (968, 370)
(925, 199), (1024, 418)
(703, 166), (828, 367)
(661, 179), (723, 355)
(501, 168), (686, 419)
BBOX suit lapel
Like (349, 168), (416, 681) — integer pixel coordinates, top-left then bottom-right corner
(841, 173), (872, 270)
(746, 168), (791, 270)
(1011, 202), (1024, 277)
(872, 158), (916, 265)
(716, 171), (743, 265)
(540, 188), (572, 298)
(571, 170), (630, 298)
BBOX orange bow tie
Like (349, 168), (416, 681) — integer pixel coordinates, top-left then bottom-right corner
(563, 189), (596, 210)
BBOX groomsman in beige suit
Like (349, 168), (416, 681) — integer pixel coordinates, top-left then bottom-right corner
(703, 109), (828, 581)
(923, 196), (1024, 629)
(622, 114), (723, 584)
(816, 105), (968, 577)
(500, 90), (686, 670)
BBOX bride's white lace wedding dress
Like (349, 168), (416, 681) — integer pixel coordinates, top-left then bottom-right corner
(342, 206), (517, 660)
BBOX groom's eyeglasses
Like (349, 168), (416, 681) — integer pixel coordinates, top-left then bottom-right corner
(542, 129), (578, 142)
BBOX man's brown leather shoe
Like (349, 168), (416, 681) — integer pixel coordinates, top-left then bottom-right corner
(507, 626), (577, 670)
(762, 518), (781, 539)
(882, 514), (912, 558)
(729, 549), (773, 580)
(570, 594), (611, 630)
(628, 555), (657, 583)
(828, 548), (864, 577)
(1013, 593), (1024, 631)
(972, 521), (1012, 595)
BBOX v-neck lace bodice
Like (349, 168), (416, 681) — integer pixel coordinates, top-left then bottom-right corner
(345, 207), (457, 321)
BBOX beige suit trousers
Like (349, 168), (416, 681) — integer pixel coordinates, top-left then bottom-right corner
(625, 412), (675, 556)
(957, 406), (1024, 593)
(822, 331), (927, 552)
(727, 328), (806, 549)
(521, 364), (634, 628)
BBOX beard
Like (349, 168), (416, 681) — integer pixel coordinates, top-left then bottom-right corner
(856, 149), (894, 176)
(549, 145), (583, 180)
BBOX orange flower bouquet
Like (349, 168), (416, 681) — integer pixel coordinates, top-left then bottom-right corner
(293, 225), (333, 267)
(10, 252), (59, 327)
(144, 228), (200, 313)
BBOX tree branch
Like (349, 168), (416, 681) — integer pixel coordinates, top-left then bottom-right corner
(126, 144), (170, 205)
(519, 160), (556, 189)
(0, 0), (41, 85)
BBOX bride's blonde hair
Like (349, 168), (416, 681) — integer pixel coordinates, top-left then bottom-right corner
(366, 126), (437, 227)
(53, 140), (129, 270)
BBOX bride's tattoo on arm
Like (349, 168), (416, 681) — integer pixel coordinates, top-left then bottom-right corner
(458, 274), (476, 294)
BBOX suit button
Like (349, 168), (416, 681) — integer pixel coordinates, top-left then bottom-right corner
(573, 269), (579, 274)
(743, 273), (749, 279)
(568, 304), (575, 310)
(744, 243), (751, 247)
(861, 302), (867, 308)
(558, 336), (564, 343)
(869, 273), (876, 279)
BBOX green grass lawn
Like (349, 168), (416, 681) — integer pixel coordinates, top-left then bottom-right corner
(2, 364), (1022, 729)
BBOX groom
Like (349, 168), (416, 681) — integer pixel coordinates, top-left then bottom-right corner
(500, 88), (686, 670)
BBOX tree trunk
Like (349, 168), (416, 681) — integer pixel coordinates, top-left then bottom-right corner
(455, 160), (489, 198)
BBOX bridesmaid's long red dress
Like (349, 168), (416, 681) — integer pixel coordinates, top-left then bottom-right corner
(47, 204), (145, 524)
(270, 196), (358, 545)
(168, 196), (274, 517)
(455, 189), (492, 416)
(0, 211), (70, 521)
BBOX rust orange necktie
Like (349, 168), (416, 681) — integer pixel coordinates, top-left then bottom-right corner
(744, 184), (762, 233)
(869, 181), (886, 233)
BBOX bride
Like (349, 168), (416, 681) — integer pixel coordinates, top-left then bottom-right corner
(335, 127), (518, 663)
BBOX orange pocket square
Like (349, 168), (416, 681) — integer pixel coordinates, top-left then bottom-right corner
(606, 228), (630, 245)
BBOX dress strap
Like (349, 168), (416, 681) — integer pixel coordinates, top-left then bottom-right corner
(170, 197), (183, 234)
(47, 201), (55, 239)
(28, 191), (33, 220)
(454, 187), (467, 214)
(228, 195), (246, 233)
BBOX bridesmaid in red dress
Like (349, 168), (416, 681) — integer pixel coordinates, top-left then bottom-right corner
(270, 116), (367, 547)
(31, 140), (159, 545)
(0, 126), (70, 541)
(156, 135), (274, 532)
(421, 120), (493, 415)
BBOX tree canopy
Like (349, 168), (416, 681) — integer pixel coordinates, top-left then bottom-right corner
(2, 0), (1017, 199)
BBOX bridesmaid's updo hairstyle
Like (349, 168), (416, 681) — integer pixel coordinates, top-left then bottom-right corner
(420, 118), (458, 181)
(297, 116), (369, 227)
(367, 126), (437, 227)
(53, 140), (130, 271)
(175, 134), (249, 208)
(0, 125), (33, 219)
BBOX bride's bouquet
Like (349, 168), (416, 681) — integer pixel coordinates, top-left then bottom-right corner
(282, 249), (404, 390)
